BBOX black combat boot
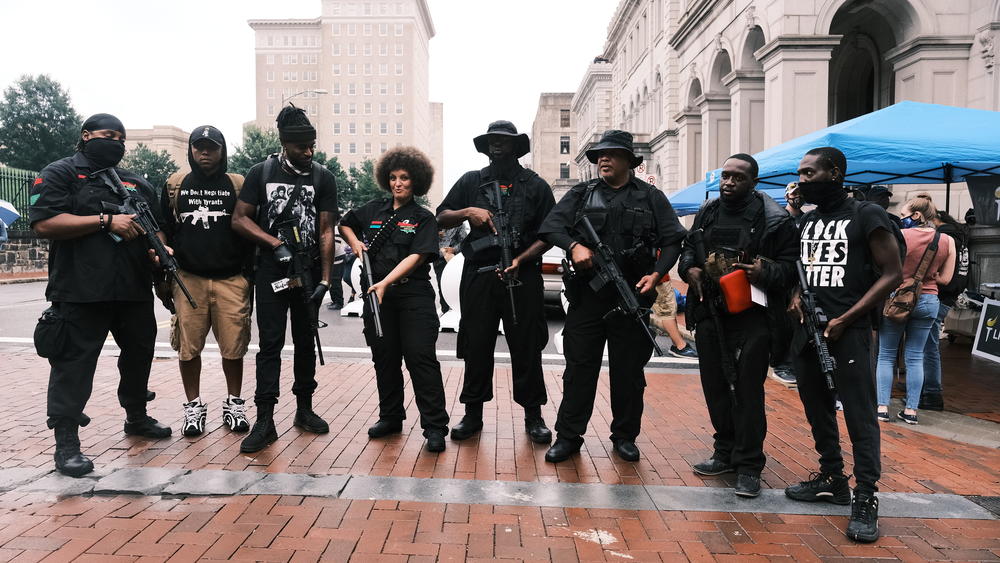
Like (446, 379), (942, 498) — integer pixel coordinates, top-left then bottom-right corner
(241, 404), (278, 453)
(523, 405), (552, 444)
(53, 423), (94, 477)
(294, 395), (330, 434)
(449, 402), (484, 440)
(123, 410), (172, 439)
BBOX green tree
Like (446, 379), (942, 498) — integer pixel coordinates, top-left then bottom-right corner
(228, 125), (281, 176)
(0, 74), (81, 170)
(338, 159), (384, 214)
(121, 143), (179, 189)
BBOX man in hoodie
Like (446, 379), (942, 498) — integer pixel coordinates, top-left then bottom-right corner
(232, 105), (338, 453)
(160, 125), (252, 438)
(679, 153), (798, 498)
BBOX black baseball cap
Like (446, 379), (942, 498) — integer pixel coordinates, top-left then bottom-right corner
(190, 125), (225, 147)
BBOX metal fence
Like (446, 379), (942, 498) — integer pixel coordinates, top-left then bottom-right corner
(0, 166), (37, 233)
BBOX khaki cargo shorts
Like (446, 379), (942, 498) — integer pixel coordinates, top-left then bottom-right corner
(650, 280), (677, 323)
(170, 270), (252, 361)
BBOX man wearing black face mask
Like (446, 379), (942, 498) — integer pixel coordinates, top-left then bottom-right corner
(786, 146), (903, 543)
(29, 113), (173, 478)
(678, 154), (798, 498)
(436, 121), (556, 444)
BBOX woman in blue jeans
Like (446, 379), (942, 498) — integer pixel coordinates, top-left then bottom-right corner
(877, 197), (955, 424)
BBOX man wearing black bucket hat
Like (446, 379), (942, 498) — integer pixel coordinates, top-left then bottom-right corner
(538, 129), (686, 463)
(436, 120), (556, 444)
(232, 104), (338, 453)
(29, 113), (173, 477)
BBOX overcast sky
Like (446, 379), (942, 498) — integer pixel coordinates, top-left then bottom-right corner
(0, 0), (617, 190)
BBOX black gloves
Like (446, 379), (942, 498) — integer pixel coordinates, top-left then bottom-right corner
(310, 282), (329, 304)
(273, 243), (293, 263)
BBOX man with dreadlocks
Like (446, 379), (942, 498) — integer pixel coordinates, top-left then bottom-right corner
(232, 104), (338, 453)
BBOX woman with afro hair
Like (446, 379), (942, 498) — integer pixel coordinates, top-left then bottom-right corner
(339, 146), (450, 452)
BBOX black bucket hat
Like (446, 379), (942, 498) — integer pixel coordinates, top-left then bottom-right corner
(473, 120), (530, 158)
(586, 129), (643, 168)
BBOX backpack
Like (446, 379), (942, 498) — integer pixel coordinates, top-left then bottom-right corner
(939, 225), (969, 297)
(164, 171), (245, 220)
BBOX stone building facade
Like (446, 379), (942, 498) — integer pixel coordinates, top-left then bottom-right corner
(249, 0), (445, 204)
(529, 93), (577, 199)
(572, 0), (999, 216)
(125, 125), (191, 175)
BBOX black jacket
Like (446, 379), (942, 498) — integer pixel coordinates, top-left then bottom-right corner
(679, 190), (799, 359)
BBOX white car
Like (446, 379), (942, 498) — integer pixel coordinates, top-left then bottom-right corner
(540, 246), (567, 305)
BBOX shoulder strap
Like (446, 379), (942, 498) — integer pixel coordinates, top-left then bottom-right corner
(573, 179), (602, 224)
(226, 173), (244, 196)
(913, 230), (942, 280)
(165, 172), (188, 220)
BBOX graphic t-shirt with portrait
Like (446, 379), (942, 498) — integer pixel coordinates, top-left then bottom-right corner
(799, 198), (896, 328)
(240, 157), (338, 252)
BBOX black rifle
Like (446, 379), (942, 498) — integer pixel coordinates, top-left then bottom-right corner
(99, 168), (197, 310)
(471, 181), (521, 325)
(576, 215), (663, 356)
(796, 260), (837, 390)
(689, 228), (738, 405)
(273, 220), (325, 366)
(361, 250), (383, 339)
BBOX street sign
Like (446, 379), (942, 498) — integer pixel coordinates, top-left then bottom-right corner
(972, 297), (1000, 364)
(647, 175), (656, 185)
(636, 163), (646, 174)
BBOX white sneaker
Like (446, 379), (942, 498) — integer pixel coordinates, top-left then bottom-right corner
(182, 398), (207, 437)
(223, 396), (250, 433)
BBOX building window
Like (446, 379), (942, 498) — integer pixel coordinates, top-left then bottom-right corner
(347, 23), (356, 36)
(395, 102), (403, 114)
(560, 109), (570, 127)
(266, 71), (274, 81)
(363, 82), (372, 96)
(333, 123), (341, 134)
(333, 103), (341, 115)
(266, 87), (275, 99)
(364, 122), (373, 135)
(380, 142), (388, 153)
(364, 3), (372, 15)
(348, 103), (357, 115)
(395, 43), (403, 56)
(364, 63), (373, 75)
(396, 122), (403, 135)
(267, 104), (275, 116)
(348, 63), (356, 75)
(332, 82), (341, 95)
(560, 163), (570, 179)
(332, 64), (341, 76)
(363, 24), (372, 36)
(379, 63), (388, 75)
(394, 23), (403, 36)
(332, 24), (341, 36)
(348, 123), (357, 135)
(348, 83), (356, 96)
(394, 63), (403, 75)
(395, 83), (403, 95)
(365, 142), (372, 154)
(379, 23), (388, 36)
(334, 142), (341, 153)
(380, 122), (388, 134)
(364, 43), (372, 56)
(379, 102), (387, 115)
(349, 143), (357, 154)
(332, 43), (341, 56)
(379, 43), (388, 56)
(560, 136), (570, 154)
(379, 82), (388, 95)
(364, 102), (372, 115)
(348, 43), (356, 56)
(304, 54), (318, 64)
(396, 2), (403, 14)
(266, 55), (275, 65)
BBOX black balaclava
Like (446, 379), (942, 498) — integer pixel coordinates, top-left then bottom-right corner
(799, 180), (848, 210)
(79, 113), (127, 169)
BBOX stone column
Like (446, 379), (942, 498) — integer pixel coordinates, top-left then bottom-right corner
(724, 70), (766, 155)
(673, 109), (703, 186)
(697, 93), (732, 173)
(887, 36), (975, 107)
(757, 35), (842, 146)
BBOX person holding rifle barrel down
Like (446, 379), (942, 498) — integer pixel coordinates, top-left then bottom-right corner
(232, 105), (338, 453)
(678, 154), (798, 498)
(538, 129), (686, 463)
(340, 146), (450, 453)
(787, 146), (902, 543)
(436, 121), (556, 444)
(29, 113), (173, 477)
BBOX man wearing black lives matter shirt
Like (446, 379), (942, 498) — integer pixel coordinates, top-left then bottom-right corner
(29, 113), (172, 478)
(786, 147), (903, 544)
(232, 105), (338, 453)
(160, 125), (253, 438)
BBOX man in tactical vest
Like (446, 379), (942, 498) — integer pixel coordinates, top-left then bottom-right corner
(29, 113), (173, 477)
(679, 154), (799, 497)
(232, 105), (338, 453)
(538, 129), (686, 463)
(436, 121), (556, 444)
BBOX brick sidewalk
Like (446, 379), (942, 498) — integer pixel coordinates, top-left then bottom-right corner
(1, 351), (998, 561)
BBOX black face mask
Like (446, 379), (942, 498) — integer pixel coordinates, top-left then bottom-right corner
(82, 138), (126, 169)
(798, 180), (846, 209)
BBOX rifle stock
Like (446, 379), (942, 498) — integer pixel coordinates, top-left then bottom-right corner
(577, 215), (663, 357)
(362, 251), (384, 339)
(689, 228), (738, 405)
(796, 260), (837, 390)
(99, 168), (197, 309)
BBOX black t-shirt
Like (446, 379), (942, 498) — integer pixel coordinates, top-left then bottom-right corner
(28, 153), (162, 303)
(239, 157), (338, 254)
(341, 197), (439, 282)
(161, 171), (250, 278)
(799, 198), (896, 327)
(436, 165), (555, 267)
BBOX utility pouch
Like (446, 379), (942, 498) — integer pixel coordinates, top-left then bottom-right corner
(34, 306), (68, 359)
(718, 269), (753, 314)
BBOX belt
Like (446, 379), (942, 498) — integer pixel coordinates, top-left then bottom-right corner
(390, 277), (409, 286)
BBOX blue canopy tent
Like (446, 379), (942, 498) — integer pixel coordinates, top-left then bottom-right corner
(669, 180), (786, 217)
(699, 101), (1000, 214)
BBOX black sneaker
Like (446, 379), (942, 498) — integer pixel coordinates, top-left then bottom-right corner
(846, 491), (880, 543)
(123, 415), (172, 439)
(897, 410), (918, 425)
(734, 474), (761, 498)
(669, 344), (698, 359)
(182, 399), (207, 437)
(767, 368), (797, 387)
(425, 430), (446, 453)
(785, 472), (851, 505)
(877, 410), (890, 423)
(692, 458), (735, 476)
